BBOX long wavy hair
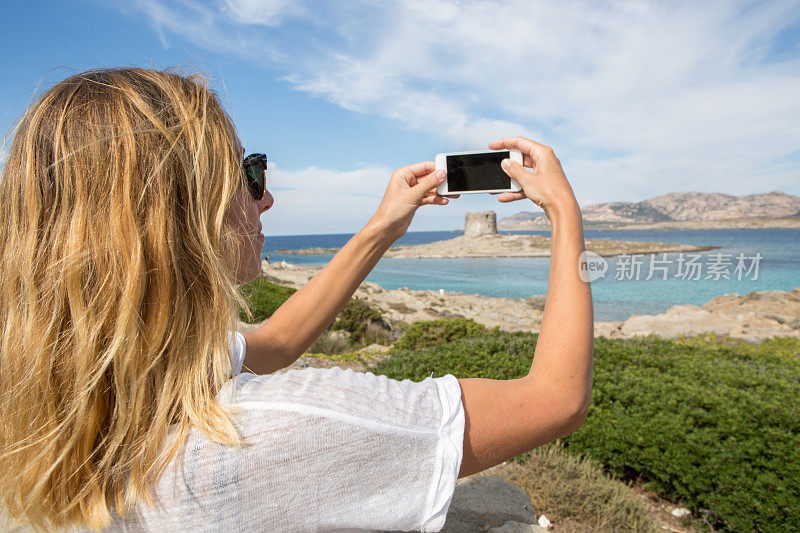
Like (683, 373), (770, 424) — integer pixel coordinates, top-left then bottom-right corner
(0, 68), (251, 530)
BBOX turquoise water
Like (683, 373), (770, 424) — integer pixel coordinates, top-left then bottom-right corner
(263, 229), (800, 321)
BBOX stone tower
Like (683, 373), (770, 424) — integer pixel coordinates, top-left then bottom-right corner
(465, 211), (497, 238)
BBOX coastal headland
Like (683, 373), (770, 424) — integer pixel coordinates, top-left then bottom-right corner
(588, 215), (800, 230)
(259, 261), (800, 341)
(276, 233), (715, 258)
(497, 190), (800, 230)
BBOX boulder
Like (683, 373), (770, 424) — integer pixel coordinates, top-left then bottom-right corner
(439, 475), (546, 532)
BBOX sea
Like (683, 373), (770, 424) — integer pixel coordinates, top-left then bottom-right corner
(261, 228), (800, 322)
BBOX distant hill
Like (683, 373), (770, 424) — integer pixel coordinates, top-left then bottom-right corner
(497, 191), (800, 229)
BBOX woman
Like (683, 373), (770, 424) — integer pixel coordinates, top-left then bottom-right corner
(0, 68), (592, 532)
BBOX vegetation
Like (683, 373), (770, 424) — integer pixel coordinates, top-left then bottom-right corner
(239, 277), (393, 353)
(330, 298), (387, 344)
(238, 277), (296, 323)
(372, 319), (800, 532)
(306, 331), (352, 355)
(232, 276), (390, 376)
(392, 317), (488, 350)
(495, 440), (660, 532)
(303, 350), (367, 364)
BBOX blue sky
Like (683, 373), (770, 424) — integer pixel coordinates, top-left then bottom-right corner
(1, 1), (799, 235)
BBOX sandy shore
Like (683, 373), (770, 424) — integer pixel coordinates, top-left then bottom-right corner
(277, 233), (714, 258)
(260, 262), (800, 341)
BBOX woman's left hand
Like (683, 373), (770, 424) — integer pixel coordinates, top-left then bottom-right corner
(368, 161), (458, 242)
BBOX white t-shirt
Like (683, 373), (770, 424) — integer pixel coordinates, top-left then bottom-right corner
(105, 332), (466, 532)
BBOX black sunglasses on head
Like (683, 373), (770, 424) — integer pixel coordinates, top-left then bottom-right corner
(243, 152), (268, 201)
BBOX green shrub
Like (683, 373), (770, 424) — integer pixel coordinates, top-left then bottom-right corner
(567, 335), (800, 532)
(392, 318), (488, 351)
(378, 329), (534, 379)
(331, 299), (384, 343)
(238, 277), (296, 323)
(373, 326), (800, 532)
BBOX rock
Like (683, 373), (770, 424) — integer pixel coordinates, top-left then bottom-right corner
(620, 305), (736, 338)
(594, 320), (624, 338)
(613, 289), (800, 341)
(328, 330), (351, 340)
(536, 514), (553, 529)
(465, 211), (498, 238)
(440, 476), (539, 532)
(360, 343), (391, 353)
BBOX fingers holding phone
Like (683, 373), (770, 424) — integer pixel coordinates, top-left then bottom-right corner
(488, 137), (579, 216)
(371, 162), (456, 241)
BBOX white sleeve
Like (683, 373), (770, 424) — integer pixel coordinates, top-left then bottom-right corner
(227, 331), (246, 377)
(141, 367), (466, 532)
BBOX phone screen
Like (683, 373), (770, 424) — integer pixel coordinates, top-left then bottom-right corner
(445, 151), (511, 192)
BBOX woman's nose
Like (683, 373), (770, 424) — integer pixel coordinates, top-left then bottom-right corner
(259, 190), (274, 213)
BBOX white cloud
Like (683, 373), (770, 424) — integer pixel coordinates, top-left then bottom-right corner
(262, 163), (392, 235)
(129, 0), (800, 223)
(221, 0), (303, 26)
(262, 162), (564, 236)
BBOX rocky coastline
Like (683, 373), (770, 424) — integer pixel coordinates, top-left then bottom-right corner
(260, 261), (800, 341)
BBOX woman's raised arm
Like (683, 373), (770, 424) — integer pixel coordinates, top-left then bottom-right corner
(457, 137), (594, 477)
(242, 162), (452, 374)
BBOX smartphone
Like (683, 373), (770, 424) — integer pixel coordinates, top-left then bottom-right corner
(435, 149), (523, 195)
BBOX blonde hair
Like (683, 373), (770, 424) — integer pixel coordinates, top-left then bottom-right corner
(0, 68), (251, 529)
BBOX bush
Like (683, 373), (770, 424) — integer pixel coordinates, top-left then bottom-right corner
(306, 331), (351, 355)
(392, 318), (488, 351)
(372, 324), (800, 532)
(496, 440), (660, 532)
(361, 321), (395, 346)
(331, 299), (385, 343)
(238, 277), (296, 323)
(378, 329), (534, 380)
(568, 335), (800, 532)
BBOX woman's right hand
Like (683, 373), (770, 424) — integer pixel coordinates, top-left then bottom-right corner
(488, 137), (579, 219)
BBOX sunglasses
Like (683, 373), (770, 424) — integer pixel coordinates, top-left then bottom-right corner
(243, 152), (268, 201)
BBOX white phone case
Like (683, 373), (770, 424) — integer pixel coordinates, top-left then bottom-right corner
(435, 148), (523, 195)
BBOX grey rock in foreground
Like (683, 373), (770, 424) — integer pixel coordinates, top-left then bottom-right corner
(383, 475), (547, 532)
(440, 476), (547, 532)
